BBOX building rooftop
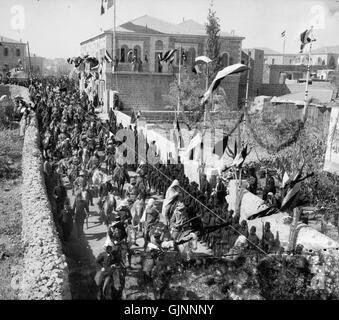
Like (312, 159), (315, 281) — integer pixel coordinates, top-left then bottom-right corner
(250, 47), (281, 55)
(106, 15), (241, 38)
(311, 45), (339, 54)
(0, 35), (23, 44)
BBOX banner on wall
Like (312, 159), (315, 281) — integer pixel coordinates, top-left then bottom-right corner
(324, 107), (339, 175)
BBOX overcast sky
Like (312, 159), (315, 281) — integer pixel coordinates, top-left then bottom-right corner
(0, 0), (338, 59)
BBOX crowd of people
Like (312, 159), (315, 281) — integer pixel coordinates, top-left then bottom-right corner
(19, 75), (285, 299)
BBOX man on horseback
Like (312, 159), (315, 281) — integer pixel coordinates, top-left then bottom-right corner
(105, 138), (116, 174)
(87, 150), (101, 176)
(95, 243), (125, 300)
(112, 163), (130, 196)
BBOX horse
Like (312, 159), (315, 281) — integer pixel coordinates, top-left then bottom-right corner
(90, 167), (108, 198)
(105, 153), (116, 175)
(100, 193), (117, 226)
(112, 165), (129, 196)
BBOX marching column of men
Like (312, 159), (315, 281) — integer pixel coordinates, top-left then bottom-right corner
(20, 75), (284, 299)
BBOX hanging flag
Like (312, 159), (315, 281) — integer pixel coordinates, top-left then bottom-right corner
(160, 49), (177, 63)
(174, 117), (184, 148)
(168, 54), (175, 65)
(201, 63), (249, 104)
(231, 144), (250, 168)
(300, 27), (316, 53)
(212, 135), (228, 158)
(101, 0), (114, 15)
(195, 56), (212, 64)
(281, 30), (286, 37)
(104, 50), (113, 63)
(100, 0), (105, 15)
(186, 132), (202, 156)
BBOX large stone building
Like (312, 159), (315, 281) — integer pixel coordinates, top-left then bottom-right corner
(0, 35), (27, 81)
(80, 15), (244, 113)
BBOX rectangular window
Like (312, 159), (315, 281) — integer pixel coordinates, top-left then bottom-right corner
(4, 47), (9, 56)
(272, 58), (275, 65)
(16, 48), (20, 57)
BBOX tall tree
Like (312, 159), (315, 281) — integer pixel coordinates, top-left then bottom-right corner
(205, 5), (222, 76)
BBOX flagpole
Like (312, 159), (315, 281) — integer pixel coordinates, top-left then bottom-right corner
(177, 45), (181, 115)
(303, 40), (313, 120)
(241, 49), (251, 146)
(282, 35), (286, 63)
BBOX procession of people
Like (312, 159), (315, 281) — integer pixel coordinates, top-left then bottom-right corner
(15, 75), (285, 299)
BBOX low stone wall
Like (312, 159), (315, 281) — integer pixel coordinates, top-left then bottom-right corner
(19, 115), (71, 300)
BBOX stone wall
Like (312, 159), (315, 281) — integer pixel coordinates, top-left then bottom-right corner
(106, 71), (241, 111)
(19, 114), (71, 300)
(107, 72), (175, 111)
(226, 180), (339, 252)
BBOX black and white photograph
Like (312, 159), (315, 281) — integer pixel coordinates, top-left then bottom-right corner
(1, 0), (339, 307)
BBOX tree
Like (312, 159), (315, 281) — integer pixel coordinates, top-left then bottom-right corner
(163, 73), (205, 131)
(205, 4), (222, 76)
(328, 56), (336, 70)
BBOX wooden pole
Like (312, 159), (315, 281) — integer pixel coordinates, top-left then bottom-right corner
(26, 41), (32, 77)
(303, 41), (313, 120)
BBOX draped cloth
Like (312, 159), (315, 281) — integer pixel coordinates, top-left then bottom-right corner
(161, 179), (180, 224)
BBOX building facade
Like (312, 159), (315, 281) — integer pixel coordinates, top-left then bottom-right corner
(239, 49), (264, 103)
(80, 15), (244, 112)
(0, 35), (26, 81)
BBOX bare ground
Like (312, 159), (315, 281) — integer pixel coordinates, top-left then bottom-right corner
(0, 128), (24, 300)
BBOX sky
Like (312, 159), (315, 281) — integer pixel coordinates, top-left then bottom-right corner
(0, 0), (338, 59)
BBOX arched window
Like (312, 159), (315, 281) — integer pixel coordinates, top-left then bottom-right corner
(133, 45), (141, 59)
(155, 40), (163, 51)
(317, 57), (322, 65)
(221, 52), (229, 67)
(3, 47), (9, 56)
(120, 45), (128, 63)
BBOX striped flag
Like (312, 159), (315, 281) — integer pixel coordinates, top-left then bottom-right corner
(281, 30), (286, 37)
(195, 56), (212, 64)
(160, 49), (177, 63)
(300, 27), (316, 53)
(201, 63), (249, 104)
(101, 0), (114, 15)
(104, 50), (113, 63)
